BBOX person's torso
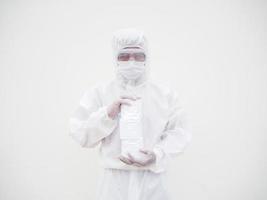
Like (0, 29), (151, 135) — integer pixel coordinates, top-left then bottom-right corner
(95, 79), (172, 158)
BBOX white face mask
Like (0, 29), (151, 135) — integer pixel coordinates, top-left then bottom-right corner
(116, 60), (146, 80)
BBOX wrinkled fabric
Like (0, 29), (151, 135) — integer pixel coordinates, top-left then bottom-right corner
(69, 28), (192, 174)
(69, 78), (192, 173)
(95, 168), (171, 200)
(112, 28), (148, 57)
(112, 28), (150, 88)
(69, 29), (192, 200)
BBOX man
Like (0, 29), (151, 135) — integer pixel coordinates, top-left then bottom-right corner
(69, 28), (192, 200)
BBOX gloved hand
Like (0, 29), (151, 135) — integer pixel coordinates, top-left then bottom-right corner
(119, 149), (156, 167)
(107, 95), (140, 119)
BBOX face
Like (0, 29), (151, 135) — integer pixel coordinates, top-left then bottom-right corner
(116, 47), (146, 80)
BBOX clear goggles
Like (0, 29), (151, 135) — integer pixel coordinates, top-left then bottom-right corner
(117, 48), (146, 62)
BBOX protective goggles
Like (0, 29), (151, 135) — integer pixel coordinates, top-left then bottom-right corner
(117, 48), (146, 62)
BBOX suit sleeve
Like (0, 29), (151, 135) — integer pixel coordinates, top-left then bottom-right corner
(152, 90), (192, 168)
(69, 86), (118, 148)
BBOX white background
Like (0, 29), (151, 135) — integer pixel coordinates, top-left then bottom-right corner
(0, 0), (266, 199)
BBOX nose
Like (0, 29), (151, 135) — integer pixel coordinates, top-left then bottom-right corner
(129, 56), (135, 61)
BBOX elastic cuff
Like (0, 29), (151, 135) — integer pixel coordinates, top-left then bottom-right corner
(148, 146), (166, 174)
(152, 146), (165, 162)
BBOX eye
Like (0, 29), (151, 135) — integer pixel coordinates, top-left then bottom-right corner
(118, 53), (130, 61)
(134, 53), (146, 62)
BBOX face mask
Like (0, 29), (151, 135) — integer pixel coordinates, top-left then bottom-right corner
(117, 60), (145, 80)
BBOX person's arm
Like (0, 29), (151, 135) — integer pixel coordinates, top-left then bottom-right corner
(152, 89), (192, 165)
(69, 86), (118, 148)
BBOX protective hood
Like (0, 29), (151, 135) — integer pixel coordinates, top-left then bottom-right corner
(111, 28), (150, 89)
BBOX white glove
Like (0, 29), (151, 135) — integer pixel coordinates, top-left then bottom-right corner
(107, 95), (140, 119)
(119, 149), (156, 167)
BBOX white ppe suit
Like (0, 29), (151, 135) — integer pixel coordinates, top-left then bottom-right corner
(69, 28), (192, 200)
